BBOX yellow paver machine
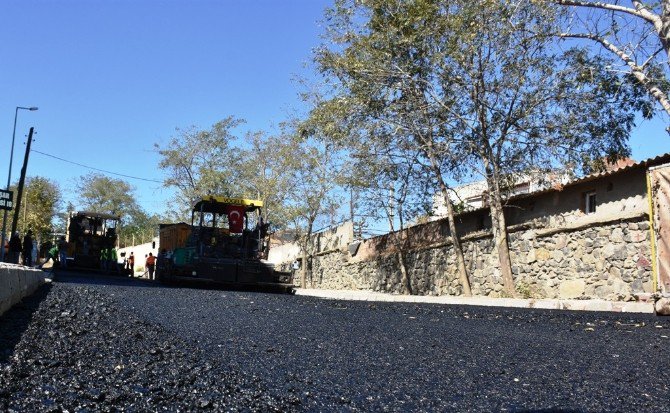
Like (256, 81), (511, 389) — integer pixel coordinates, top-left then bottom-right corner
(156, 196), (294, 292)
(66, 211), (120, 270)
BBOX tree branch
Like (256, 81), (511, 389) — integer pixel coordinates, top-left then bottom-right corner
(555, 0), (661, 25)
(560, 31), (670, 117)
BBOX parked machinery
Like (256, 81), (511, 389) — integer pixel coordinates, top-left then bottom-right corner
(66, 211), (120, 269)
(157, 196), (293, 292)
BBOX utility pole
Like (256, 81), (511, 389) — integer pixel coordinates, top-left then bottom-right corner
(0, 106), (37, 262)
(11, 127), (34, 236)
(23, 188), (27, 233)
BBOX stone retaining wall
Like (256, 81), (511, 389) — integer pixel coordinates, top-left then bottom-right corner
(0, 264), (46, 316)
(305, 215), (653, 301)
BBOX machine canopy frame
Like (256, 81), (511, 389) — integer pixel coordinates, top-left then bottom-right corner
(193, 196), (263, 215)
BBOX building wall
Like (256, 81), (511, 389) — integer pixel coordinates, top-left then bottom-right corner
(432, 171), (572, 216)
(286, 165), (655, 302)
(118, 237), (159, 273)
(505, 168), (648, 228)
(267, 222), (354, 265)
(267, 242), (300, 265)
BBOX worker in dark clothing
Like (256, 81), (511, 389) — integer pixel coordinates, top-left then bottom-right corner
(8, 232), (21, 264)
(127, 251), (135, 277)
(22, 230), (33, 266)
(57, 236), (68, 268)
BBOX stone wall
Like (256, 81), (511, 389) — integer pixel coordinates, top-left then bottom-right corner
(283, 158), (670, 301)
(305, 214), (653, 301)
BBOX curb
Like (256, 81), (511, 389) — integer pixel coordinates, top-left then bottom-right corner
(294, 289), (655, 314)
(0, 264), (46, 316)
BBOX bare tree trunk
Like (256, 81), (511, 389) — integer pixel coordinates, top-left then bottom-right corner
(660, 1), (670, 62)
(432, 167), (472, 297)
(301, 250), (307, 289)
(397, 232), (412, 295)
(387, 207), (413, 295)
(398, 250), (412, 294)
(483, 158), (516, 298)
(301, 235), (308, 289)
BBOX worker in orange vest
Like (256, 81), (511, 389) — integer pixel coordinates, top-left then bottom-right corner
(146, 252), (156, 280)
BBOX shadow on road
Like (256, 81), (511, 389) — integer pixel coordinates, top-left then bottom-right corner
(0, 283), (52, 364)
(54, 269), (294, 296)
(53, 270), (159, 288)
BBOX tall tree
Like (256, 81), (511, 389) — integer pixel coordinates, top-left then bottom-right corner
(312, 0), (476, 295)
(235, 128), (298, 229)
(76, 173), (136, 216)
(437, 0), (642, 296)
(156, 117), (243, 217)
(353, 144), (429, 294)
(284, 132), (343, 289)
(8, 176), (61, 243)
(157, 118), (300, 228)
(314, 0), (640, 297)
(556, 0), (670, 120)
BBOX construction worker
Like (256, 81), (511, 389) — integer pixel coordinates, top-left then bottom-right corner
(39, 244), (59, 273)
(127, 252), (135, 277)
(8, 232), (21, 264)
(100, 247), (108, 272)
(22, 230), (33, 266)
(57, 236), (68, 268)
(146, 252), (156, 280)
(109, 246), (118, 274)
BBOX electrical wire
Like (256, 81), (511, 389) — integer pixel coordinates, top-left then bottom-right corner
(31, 149), (164, 184)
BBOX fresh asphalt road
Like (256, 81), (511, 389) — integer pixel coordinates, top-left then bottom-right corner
(3, 271), (670, 412)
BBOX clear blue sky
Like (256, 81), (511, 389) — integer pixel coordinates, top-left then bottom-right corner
(0, 0), (331, 215)
(1, 0), (669, 218)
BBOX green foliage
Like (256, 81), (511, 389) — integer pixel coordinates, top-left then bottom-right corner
(77, 173), (136, 216)
(156, 117), (245, 218)
(312, 0), (645, 297)
(284, 130), (344, 248)
(556, 0), (670, 122)
(515, 281), (535, 299)
(8, 176), (62, 242)
(156, 118), (317, 231)
(234, 127), (300, 229)
(315, 0), (641, 206)
(119, 208), (162, 247)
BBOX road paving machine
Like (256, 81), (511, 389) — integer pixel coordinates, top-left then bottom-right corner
(157, 196), (294, 292)
(65, 211), (120, 270)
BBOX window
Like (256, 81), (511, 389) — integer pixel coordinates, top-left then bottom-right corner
(477, 215), (486, 230)
(585, 191), (596, 214)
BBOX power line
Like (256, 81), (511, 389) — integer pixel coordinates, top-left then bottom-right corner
(31, 149), (164, 184)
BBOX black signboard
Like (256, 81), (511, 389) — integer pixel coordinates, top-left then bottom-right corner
(0, 189), (13, 211)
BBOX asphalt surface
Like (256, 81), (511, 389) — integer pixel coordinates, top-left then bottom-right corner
(1, 271), (669, 412)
